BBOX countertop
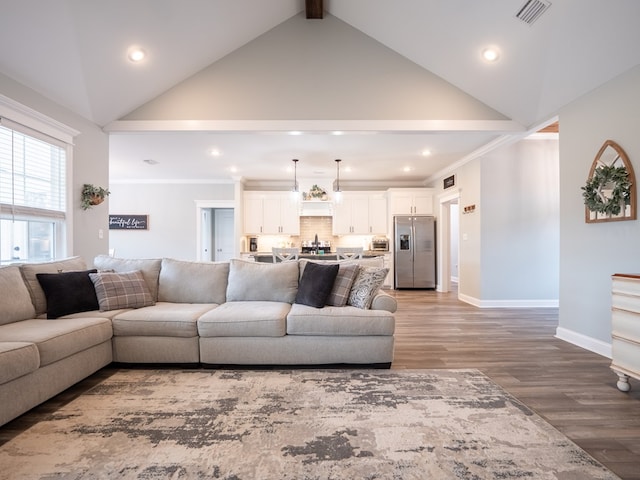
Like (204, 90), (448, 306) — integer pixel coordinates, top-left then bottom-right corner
(245, 251), (389, 262)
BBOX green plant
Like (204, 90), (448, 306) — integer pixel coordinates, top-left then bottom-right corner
(581, 165), (631, 216)
(81, 184), (110, 210)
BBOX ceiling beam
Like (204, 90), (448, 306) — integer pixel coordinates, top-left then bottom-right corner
(305, 0), (323, 19)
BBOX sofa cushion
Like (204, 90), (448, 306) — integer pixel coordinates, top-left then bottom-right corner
(112, 302), (217, 337)
(158, 258), (228, 304)
(295, 262), (339, 308)
(36, 269), (99, 319)
(19, 256), (87, 316)
(286, 303), (395, 336)
(198, 301), (289, 337)
(93, 255), (162, 301)
(0, 266), (36, 325)
(61, 308), (132, 320)
(0, 318), (113, 366)
(90, 270), (155, 311)
(226, 259), (298, 303)
(0, 342), (40, 384)
(348, 266), (389, 309)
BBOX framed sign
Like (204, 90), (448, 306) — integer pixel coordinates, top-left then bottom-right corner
(443, 175), (455, 189)
(109, 215), (148, 230)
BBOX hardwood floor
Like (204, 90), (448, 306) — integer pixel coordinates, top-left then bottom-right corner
(389, 288), (640, 480)
(2, 288), (639, 478)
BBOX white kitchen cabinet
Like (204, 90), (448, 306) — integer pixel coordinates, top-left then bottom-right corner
(244, 192), (300, 235)
(333, 192), (387, 235)
(388, 188), (433, 215)
(611, 273), (640, 392)
(368, 194), (388, 234)
(243, 195), (265, 235)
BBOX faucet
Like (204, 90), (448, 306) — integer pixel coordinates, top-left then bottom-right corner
(314, 234), (319, 254)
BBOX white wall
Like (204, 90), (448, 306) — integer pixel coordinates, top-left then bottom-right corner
(481, 139), (559, 304)
(450, 203), (459, 281)
(433, 136), (559, 306)
(455, 159), (483, 301)
(108, 183), (234, 260)
(558, 65), (640, 352)
(0, 73), (109, 263)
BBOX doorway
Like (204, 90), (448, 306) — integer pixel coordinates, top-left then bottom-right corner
(196, 200), (236, 261)
(437, 190), (460, 293)
(200, 208), (235, 262)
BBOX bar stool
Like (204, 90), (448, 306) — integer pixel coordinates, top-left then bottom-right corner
(272, 247), (300, 263)
(336, 247), (363, 260)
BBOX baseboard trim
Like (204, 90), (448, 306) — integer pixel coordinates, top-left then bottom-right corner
(458, 293), (559, 308)
(555, 327), (612, 359)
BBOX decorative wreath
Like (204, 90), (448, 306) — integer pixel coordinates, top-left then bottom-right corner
(581, 165), (632, 215)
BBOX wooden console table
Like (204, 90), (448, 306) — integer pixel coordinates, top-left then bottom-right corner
(611, 273), (640, 391)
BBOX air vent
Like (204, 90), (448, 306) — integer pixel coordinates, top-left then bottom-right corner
(516, 0), (551, 25)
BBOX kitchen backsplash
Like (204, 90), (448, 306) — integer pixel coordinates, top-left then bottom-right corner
(299, 216), (333, 242)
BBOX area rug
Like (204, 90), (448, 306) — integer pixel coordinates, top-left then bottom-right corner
(0, 369), (618, 479)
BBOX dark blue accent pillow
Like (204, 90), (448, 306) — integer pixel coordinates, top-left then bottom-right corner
(36, 269), (99, 319)
(294, 262), (339, 308)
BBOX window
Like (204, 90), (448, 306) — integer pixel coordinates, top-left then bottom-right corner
(0, 120), (68, 264)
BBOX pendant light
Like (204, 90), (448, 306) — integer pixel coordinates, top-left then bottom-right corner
(333, 158), (342, 203)
(334, 159), (341, 192)
(291, 159), (299, 196)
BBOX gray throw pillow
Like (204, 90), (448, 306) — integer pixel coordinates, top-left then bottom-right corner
(295, 262), (339, 308)
(348, 267), (389, 309)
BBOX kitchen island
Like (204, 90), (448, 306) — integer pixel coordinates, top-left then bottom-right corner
(251, 252), (386, 263)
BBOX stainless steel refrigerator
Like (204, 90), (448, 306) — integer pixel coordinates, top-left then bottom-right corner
(394, 216), (436, 289)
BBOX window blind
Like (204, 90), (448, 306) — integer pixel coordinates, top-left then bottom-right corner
(0, 122), (66, 219)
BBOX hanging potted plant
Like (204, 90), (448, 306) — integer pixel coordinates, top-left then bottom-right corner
(81, 184), (110, 210)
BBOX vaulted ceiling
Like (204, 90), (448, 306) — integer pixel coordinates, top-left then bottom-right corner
(1, 0), (639, 185)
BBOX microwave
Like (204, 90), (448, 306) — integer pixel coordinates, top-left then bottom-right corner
(371, 237), (389, 251)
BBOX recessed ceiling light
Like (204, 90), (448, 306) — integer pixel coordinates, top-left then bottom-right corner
(482, 47), (500, 63)
(421, 149), (432, 157)
(331, 131), (344, 136)
(229, 166), (237, 173)
(210, 148), (221, 157)
(143, 158), (158, 165)
(403, 166), (412, 172)
(127, 47), (146, 63)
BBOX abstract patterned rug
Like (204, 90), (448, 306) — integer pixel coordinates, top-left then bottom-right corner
(0, 369), (619, 479)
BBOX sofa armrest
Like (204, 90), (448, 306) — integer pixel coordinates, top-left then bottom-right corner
(370, 290), (397, 313)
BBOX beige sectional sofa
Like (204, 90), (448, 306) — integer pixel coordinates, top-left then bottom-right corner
(0, 255), (396, 427)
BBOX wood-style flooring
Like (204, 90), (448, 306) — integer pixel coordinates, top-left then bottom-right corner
(2, 287), (639, 478)
(389, 288), (640, 480)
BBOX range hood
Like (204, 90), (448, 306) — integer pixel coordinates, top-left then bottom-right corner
(300, 201), (333, 216)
